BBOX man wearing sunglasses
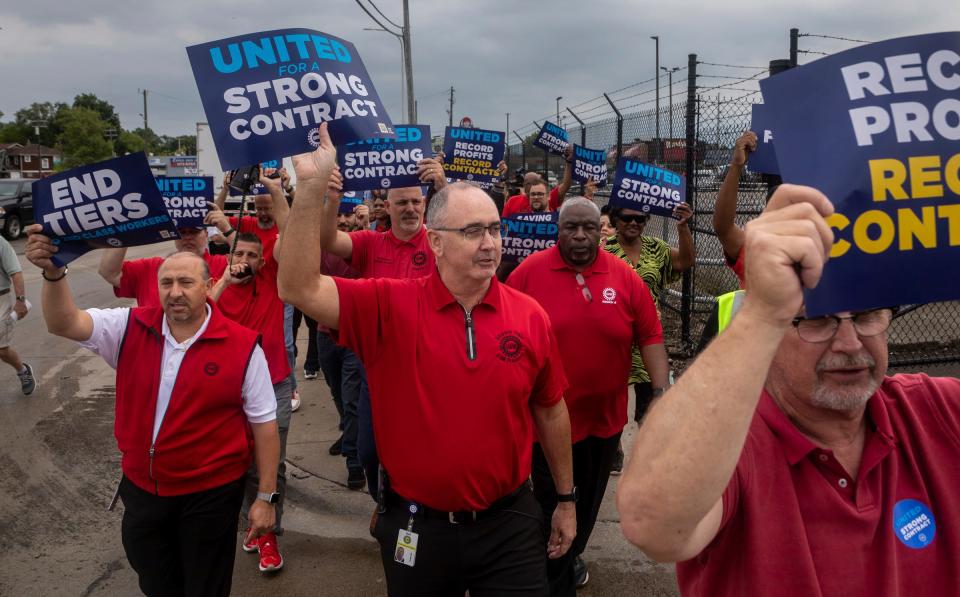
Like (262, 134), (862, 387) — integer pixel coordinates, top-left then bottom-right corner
(279, 124), (576, 595)
(507, 196), (669, 595)
(618, 185), (960, 596)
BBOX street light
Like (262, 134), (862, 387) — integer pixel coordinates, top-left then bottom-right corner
(651, 35), (660, 162)
(556, 96), (562, 126)
(364, 27), (405, 120)
(661, 66), (680, 139)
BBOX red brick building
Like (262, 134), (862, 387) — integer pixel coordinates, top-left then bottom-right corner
(0, 143), (62, 178)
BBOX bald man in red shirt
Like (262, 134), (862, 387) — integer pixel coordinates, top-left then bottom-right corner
(279, 124), (577, 595)
(619, 185), (960, 597)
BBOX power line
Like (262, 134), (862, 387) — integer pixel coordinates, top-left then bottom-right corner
(367, 0), (402, 30)
(697, 61), (767, 70)
(799, 33), (872, 44)
(352, 0), (401, 35)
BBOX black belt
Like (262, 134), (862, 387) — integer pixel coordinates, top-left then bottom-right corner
(0, 289), (9, 296)
(386, 481), (530, 525)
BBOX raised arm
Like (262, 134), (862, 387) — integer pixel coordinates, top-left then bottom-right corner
(317, 166), (354, 260)
(260, 167), (290, 233)
(25, 225), (94, 341)
(713, 131), (756, 261)
(277, 122), (341, 330)
(98, 247), (129, 288)
(214, 171), (231, 210)
(670, 203), (696, 272)
(617, 185), (835, 562)
(554, 145), (574, 205)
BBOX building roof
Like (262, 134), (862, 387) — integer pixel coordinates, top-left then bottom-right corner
(7, 144), (61, 157)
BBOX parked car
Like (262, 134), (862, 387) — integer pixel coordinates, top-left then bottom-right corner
(0, 179), (35, 239)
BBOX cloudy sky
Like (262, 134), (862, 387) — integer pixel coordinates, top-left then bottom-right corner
(0, 0), (954, 140)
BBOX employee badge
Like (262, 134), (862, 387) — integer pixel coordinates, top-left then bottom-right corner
(395, 503), (419, 567)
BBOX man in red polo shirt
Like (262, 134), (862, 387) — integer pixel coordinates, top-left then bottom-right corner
(319, 156), (447, 499)
(98, 225), (228, 307)
(508, 196), (668, 595)
(618, 185), (960, 596)
(278, 123), (577, 594)
(210, 233), (292, 574)
(502, 148), (574, 218)
(213, 169), (290, 261)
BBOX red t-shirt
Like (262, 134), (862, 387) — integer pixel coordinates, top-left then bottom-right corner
(507, 247), (662, 442)
(115, 254), (228, 307)
(229, 215), (279, 262)
(348, 226), (432, 280)
(334, 268), (568, 511)
(726, 244), (746, 289)
(678, 374), (960, 597)
(214, 257), (290, 384)
(501, 188), (561, 218)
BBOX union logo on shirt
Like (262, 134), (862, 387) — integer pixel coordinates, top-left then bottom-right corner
(496, 331), (524, 363)
(601, 287), (618, 304)
(204, 362), (220, 376)
(412, 250), (428, 268)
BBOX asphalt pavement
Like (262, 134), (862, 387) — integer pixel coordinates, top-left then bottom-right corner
(0, 238), (679, 596)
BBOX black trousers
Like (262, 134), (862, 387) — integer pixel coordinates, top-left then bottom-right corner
(374, 486), (549, 596)
(531, 433), (622, 597)
(291, 308), (319, 372)
(119, 475), (245, 597)
(634, 382), (654, 423)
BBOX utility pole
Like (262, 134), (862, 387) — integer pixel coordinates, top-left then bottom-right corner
(447, 87), (455, 127)
(31, 122), (45, 178)
(661, 66), (680, 139)
(141, 89), (149, 131)
(401, 0), (415, 123)
(651, 35), (660, 162)
(555, 97), (562, 126)
(505, 112), (510, 163)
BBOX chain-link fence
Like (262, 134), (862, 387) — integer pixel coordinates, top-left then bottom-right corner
(504, 31), (960, 370)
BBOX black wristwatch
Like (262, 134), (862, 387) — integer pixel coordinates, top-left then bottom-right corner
(557, 486), (578, 503)
(15, 295), (26, 302)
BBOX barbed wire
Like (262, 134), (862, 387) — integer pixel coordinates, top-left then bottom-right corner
(697, 61), (767, 70)
(797, 49), (829, 56)
(799, 33), (872, 44)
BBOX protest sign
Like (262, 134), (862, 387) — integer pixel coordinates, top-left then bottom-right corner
(32, 153), (179, 266)
(500, 211), (559, 265)
(442, 126), (505, 185)
(156, 176), (213, 228)
(608, 158), (685, 217)
(748, 103), (780, 175)
(187, 29), (396, 171)
(340, 191), (366, 214)
(532, 121), (569, 155)
(572, 144), (608, 186)
(759, 32), (960, 315)
(338, 125), (431, 191)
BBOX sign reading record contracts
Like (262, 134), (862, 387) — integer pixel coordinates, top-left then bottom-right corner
(442, 126), (505, 186)
(187, 29), (396, 170)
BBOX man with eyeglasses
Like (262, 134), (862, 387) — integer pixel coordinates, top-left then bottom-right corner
(278, 123), (576, 595)
(507, 196), (668, 595)
(617, 185), (960, 596)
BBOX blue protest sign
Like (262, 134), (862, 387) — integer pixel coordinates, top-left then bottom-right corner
(442, 126), (505, 185)
(156, 176), (213, 228)
(759, 32), (960, 316)
(338, 125), (432, 192)
(500, 211), (558, 265)
(186, 29), (396, 171)
(572, 144), (608, 187)
(532, 121), (569, 155)
(339, 191), (365, 214)
(32, 153), (180, 266)
(749, 103), (779, 175)
(608, 158), (685, 218)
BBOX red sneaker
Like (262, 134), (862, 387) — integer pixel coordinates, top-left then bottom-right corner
(242, 531), (260, 553)
(257, 532), (284, 572)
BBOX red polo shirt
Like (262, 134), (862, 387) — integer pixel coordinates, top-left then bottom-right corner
(334, 268), (568, 511)
(348, 226), (432, 280)
(115, 253), (228, 307)
(214, 256), (290, 384)
(678, 374), (960, 597)
(501, 188), (561, 218)
(229, 215), (279, 262)
(507, 246), (662, 442)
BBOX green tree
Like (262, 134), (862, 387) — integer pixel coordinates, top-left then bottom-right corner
(114, 131), (146, 156)
(57, 107), (113, 168)
(14, 102), (68, 146)
(72, 93), (121, 129)
(132, 127), (160, 153)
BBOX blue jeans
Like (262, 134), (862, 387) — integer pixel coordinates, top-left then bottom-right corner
(283, 303), (297, 392)
(316, 332), (362, 472)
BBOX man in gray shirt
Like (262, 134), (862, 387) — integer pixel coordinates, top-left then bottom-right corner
(0, 236), (33, 394)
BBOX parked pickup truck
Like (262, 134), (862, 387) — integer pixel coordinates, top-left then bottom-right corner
(0, 179), (35, 239)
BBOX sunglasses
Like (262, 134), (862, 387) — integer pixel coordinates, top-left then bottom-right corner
(618, 214), (650, 224)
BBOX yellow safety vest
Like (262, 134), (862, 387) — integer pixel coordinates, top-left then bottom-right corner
(716, 290), (746, 333)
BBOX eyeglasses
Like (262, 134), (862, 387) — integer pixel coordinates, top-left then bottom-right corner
(791, 309), (893, 343)
(528, 192), (547, 198)
(575, 273), (592, 303)
(618, 214), (649, 224)
(432, 222), (502, 242)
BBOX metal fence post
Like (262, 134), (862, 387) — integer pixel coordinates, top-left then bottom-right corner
(790, 28), (799, 67)
(681, 53), (698, 349)
(603, 93), (623, 164)
(566, 107), (588, 193)
(513, 130), (526, 171)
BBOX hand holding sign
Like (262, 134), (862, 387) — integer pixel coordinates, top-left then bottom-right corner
(673, 203), (694, 227)
(417, 157), (447, 191)
(732, 131), (757, 167)
(24, 224), (61, 275)
(291, 122), (337, 191)
(741, 185), (835, 326)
